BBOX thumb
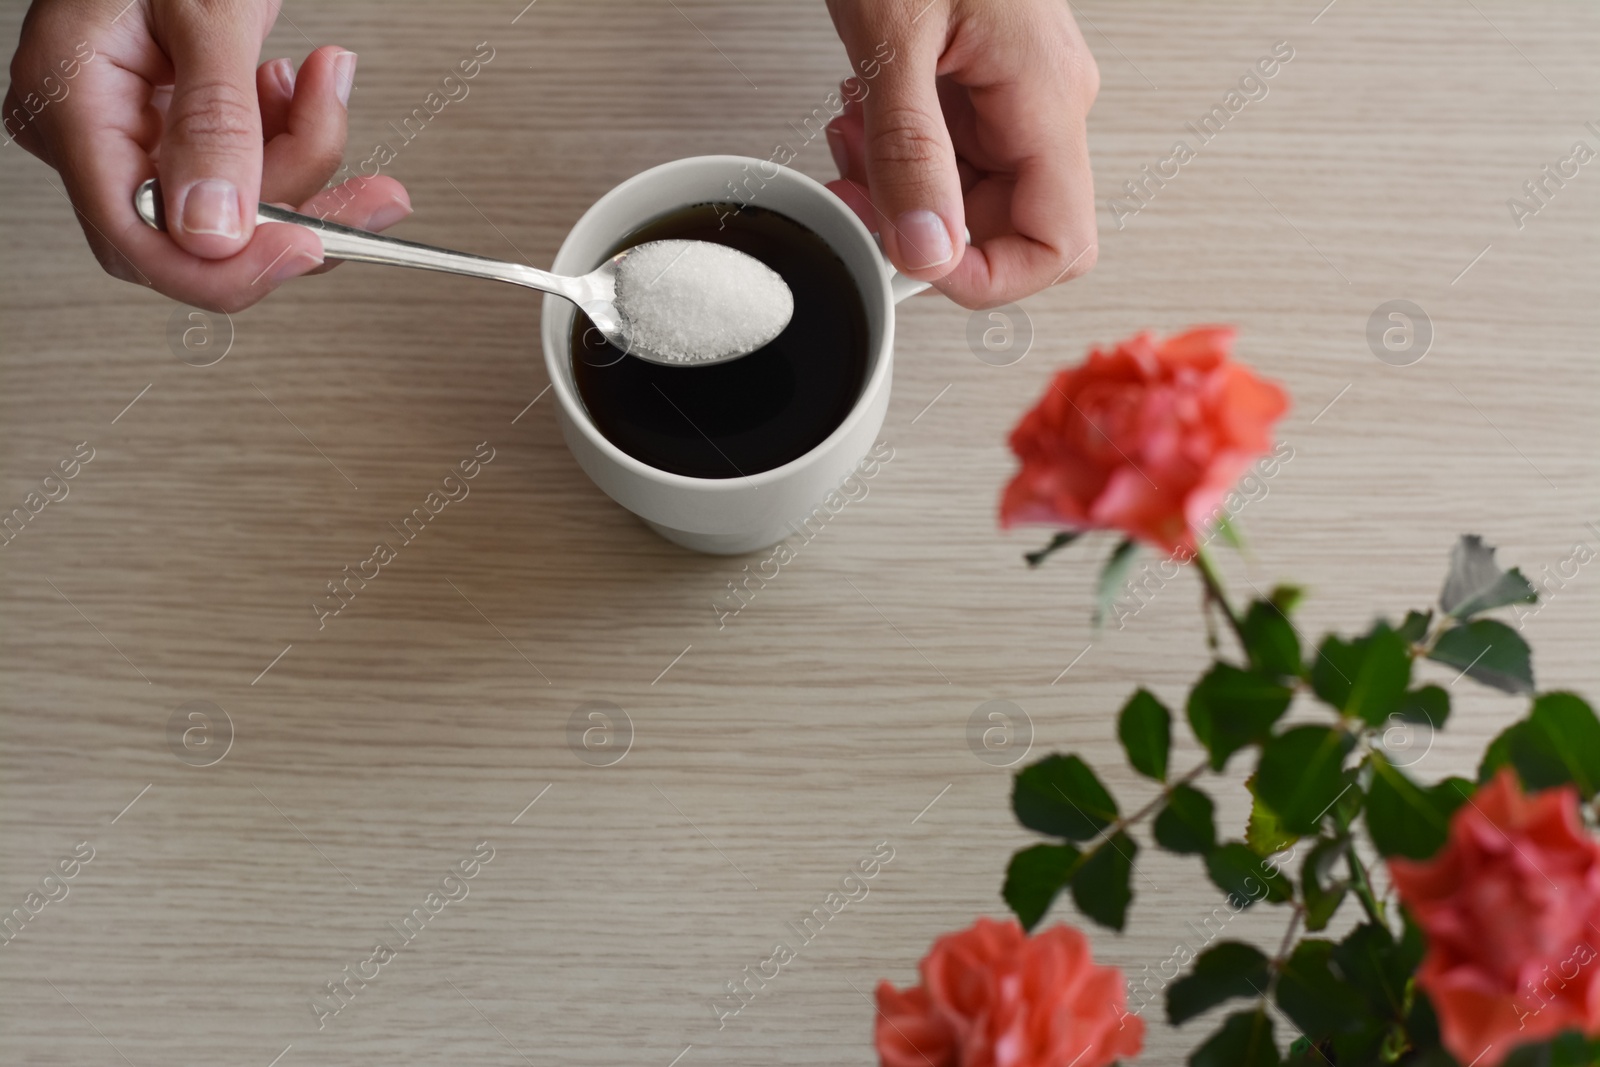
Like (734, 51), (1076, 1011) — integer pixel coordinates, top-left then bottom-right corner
(156, 7), (268, 258)
(859, 37), (963, 277)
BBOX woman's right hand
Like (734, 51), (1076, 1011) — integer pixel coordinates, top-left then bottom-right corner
(5, 0), (411, 312)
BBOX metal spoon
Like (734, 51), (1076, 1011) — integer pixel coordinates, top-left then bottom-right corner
(132, 178), (792, 367)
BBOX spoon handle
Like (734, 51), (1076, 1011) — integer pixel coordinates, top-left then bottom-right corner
(132, 179), (578, 299)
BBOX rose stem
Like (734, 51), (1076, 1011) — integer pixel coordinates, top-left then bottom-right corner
(1344, 843), (1386, 926)
(1267, 903), (1305, 995)
(1073, 758), (1211, 866)
(1192, 544), (1248, 651)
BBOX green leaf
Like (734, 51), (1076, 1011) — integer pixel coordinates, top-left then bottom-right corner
(1094, 538), (1141, 628)
(1397, 609), (1433, 645)
(1320, 920), (1432, 1066)
(1284, 1040), (1329, 1067)
(1300, 838), (1347, 932)
(1275, 939), (1373, 1039)
(1166, 942), (1270, 1025)
(1554, 1035), (1600, 1067)
(1012, 754), (1118, 841)
(1395, 684), (1450, 727)
(1070, 832), (1135, 931)
(1480, 693), (1600, 797)
(1240, 599), (1302, 679)
(1439, 776), (1475, 808)
(1365, 756), (1464, 859)
(1117, 689), (1171, 782)
(1332, 922), (1408, 1018)
(1500, 1032), (1600, 1067)
(1402, 1051), (1460, 1067)
(1333, 1024), (1390, 1065)
(1402, 971), (1442, 1054)
(1024, 530), (1081, 568)
(1206, 841), (1291, 906)
(1526, 692), (1600, 797)
(1440, 534), (1538, 619)
(1187, 664), (1295, 771)
(1002, 843), (1081, 932)
(1481, 716), (1566, 790)
(1311, 623), (1412, 726)
(1480, 722), (1518, 782)
(1332, 777), (1365, 827)
(1154, 784), (1216, 855)
(1548, 1033), (1600, 1067)
(1373, 686), (1449, 770)
(1428, 619), (1535, 695)
(1212, 511), (1247, 551)
(1269, 584), (1305, 615)
(1254, 726), (1356, 835)
(1398, 908), (1427, 975)
(1245, 775), (1300, 857)
(1191, 1009), (1280, 1067)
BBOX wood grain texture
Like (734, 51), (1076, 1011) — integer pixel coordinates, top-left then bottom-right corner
(1, 1), (1597, 1064)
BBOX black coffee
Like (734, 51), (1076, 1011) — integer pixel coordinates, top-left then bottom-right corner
(571, 203), (870, 479)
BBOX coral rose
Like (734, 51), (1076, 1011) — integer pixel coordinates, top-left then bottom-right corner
(1390, 770), (1600, 1067)
(874, 917), (1142, 1067)
(1000, 326), (1288, 553)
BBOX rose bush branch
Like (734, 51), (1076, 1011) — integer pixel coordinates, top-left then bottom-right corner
(879, 327), (1600, 1067)
(999, 526), (1560, 1065)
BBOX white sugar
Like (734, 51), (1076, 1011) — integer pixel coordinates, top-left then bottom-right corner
(613, 240), (794, 364)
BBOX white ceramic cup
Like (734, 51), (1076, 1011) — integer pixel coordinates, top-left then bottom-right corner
(541, 155), (926, 555)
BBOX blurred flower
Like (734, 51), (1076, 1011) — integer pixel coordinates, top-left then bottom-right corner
(874, 917), (1142, 1067)
(1390, 770), (1600, 1066)
(1000, 326), (1288, 553)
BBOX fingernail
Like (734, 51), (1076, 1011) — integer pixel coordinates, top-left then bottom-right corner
(825, 125), (849, 176)
(364, 194), (412, 231)
(270, 248), (324, 284)
(178, 179), (242, 239)
(266, 57), (295, 98)
(333, 51), (357, 107)
(895, 210), (954, 270)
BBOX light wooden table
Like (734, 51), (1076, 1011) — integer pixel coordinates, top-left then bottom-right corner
(2, 2), (1597, 1064)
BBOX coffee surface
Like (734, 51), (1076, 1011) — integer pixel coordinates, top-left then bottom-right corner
(572, 204), (869, 480)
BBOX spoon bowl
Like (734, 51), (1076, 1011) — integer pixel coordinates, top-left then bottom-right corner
(131, 179), (791, 367)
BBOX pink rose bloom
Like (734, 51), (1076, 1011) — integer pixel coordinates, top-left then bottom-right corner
(875, 917), (1142, 1067)
(1000, 326), (1288, 554)
(1390, 770), (1600, 1066)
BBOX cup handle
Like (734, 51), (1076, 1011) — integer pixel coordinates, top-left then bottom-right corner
(875, 229), (971, 305)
